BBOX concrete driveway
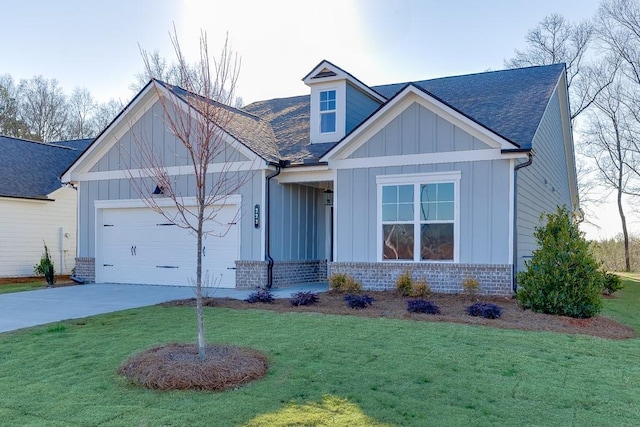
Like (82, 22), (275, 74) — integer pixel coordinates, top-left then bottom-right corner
(0, 282), (327, 333)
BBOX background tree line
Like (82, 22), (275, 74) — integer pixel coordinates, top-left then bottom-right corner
(0, 50), (240, 144)
(505, 0), (640, 272)
(0, 74), (123, 142)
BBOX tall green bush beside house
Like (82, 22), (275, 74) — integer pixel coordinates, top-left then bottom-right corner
(516, 206), (604, 318)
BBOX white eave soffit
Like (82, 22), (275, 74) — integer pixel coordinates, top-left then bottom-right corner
(320, 85), (520, 162)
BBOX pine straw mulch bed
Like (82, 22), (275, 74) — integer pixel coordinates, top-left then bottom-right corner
(162, 291), (636, 340)
(118, 343), (269, 391)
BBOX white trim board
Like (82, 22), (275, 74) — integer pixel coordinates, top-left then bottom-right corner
(330, 149), (527, 170)
(70, 160), (264, 182)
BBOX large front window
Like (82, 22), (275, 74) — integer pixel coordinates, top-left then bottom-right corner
(320, 90), (336, 133)
(379, 173), (459, 262)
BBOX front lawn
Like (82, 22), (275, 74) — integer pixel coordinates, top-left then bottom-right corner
(0, 280), (639, 426)
(0, 276), (73, 294)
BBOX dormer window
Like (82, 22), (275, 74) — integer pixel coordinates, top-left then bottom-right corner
(320, 90), (336, 133)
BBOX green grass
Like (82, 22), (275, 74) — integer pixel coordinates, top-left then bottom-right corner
(0, 281), (47, 294)
(602, 273), (640, 330)
(0, 279), (639, 426)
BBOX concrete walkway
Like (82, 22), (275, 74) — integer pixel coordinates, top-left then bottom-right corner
(0, 282), (328, 333)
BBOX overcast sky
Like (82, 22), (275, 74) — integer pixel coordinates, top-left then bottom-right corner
(1, 0), (628, 239)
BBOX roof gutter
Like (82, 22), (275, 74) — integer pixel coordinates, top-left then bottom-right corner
(512, 152), (533, 294)
(265, 160), (288, 289)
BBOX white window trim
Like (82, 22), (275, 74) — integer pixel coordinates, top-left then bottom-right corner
(376, 172), (461, 263)
(319, 89), (337, 134)
(310, 81), (346, 144)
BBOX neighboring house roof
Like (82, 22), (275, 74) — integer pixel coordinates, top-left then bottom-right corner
(0, 135), (91, 199)
(243, 63), (565, 164)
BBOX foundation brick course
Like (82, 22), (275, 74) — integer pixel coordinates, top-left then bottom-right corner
(328, 262), (512, 296)
(74, 257), (95, 283)
(235, 260), (328, 289)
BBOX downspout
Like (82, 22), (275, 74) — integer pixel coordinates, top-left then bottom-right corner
(512, 152), (533, 293)
(265, 161), (285, 289)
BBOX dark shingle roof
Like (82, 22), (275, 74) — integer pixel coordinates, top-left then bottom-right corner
(155, 64), (564, 166)
(0, 136), (91, 199)
(242, 63), (565, 164)
(158, 81), (281, 163)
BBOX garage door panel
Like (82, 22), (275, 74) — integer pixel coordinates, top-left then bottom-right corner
(98, 205), (238, 287)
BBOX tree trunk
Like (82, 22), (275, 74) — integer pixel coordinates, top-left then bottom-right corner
(617, 188), (631, 272)
(196, 206), (206, 361)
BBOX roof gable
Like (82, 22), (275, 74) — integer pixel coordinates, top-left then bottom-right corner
(302, 59), (386, 103)
(373, 64), (565, 150)
(320, 84), (520, 162)
(63, 80), (270, 181)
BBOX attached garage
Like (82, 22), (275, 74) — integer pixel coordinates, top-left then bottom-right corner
(95, 198), (240, 287)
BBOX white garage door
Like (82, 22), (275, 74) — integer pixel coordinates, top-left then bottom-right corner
(97, 204), (239, 287)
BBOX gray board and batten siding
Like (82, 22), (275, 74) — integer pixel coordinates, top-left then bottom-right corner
(77, 100), (264, 262)
(516, 87), (573, 272)
(334, 101), (512, 265)
(267, 181), (329, 261)
(345, 81), (381, 134)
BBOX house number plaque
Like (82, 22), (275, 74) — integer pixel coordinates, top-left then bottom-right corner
(254, 204), (260, 229)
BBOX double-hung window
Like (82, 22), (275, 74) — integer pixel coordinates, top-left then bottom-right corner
(378, 172), (460, 262)
(319, 90), (336, 133)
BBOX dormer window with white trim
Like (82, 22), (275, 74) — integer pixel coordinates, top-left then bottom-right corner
(320, 90), (337, 133)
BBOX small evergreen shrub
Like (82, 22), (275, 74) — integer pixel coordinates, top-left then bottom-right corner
(245, 288), (275, 304)
(395, 271), (413, 296)
(466, 302), (503, 319)
(34, 241), (55, 286)
(329, 273), (362, 293)
(344, 294), (374, 309)
(462, 276), (479, 298)
(602, 272), (623, 296)
(516, 206), (604, 318)
(407, 299), (440, 314)
(409, 279), (431, 298)
(289, 291), (319, 306)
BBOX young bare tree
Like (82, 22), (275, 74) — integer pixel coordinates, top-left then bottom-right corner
(127, 29), (247, 361)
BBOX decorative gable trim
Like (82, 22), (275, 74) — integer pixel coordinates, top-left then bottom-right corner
(320, 85), (522, 162)
(302, 59), (386, 103)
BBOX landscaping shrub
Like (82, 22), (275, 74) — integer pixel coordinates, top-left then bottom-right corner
(406, 299), (440, 314)
(289, 291), (319, 306)
(329, 273), (362, 293)
(34, 241), (55, 286)
(395, 271), (413, 296)
(409, 279), (431, 298)
(466, 302), (503, 319)
(602, 272), (624, 296)
(344, 294), (374, 309)
(462, 276), (479, 299)
(245, 288), (275, 304)
(516, 206), (604, 318)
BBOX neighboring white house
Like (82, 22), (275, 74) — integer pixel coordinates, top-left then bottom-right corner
(62, 60), (577, 295)
(0, 136), (91, 277)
